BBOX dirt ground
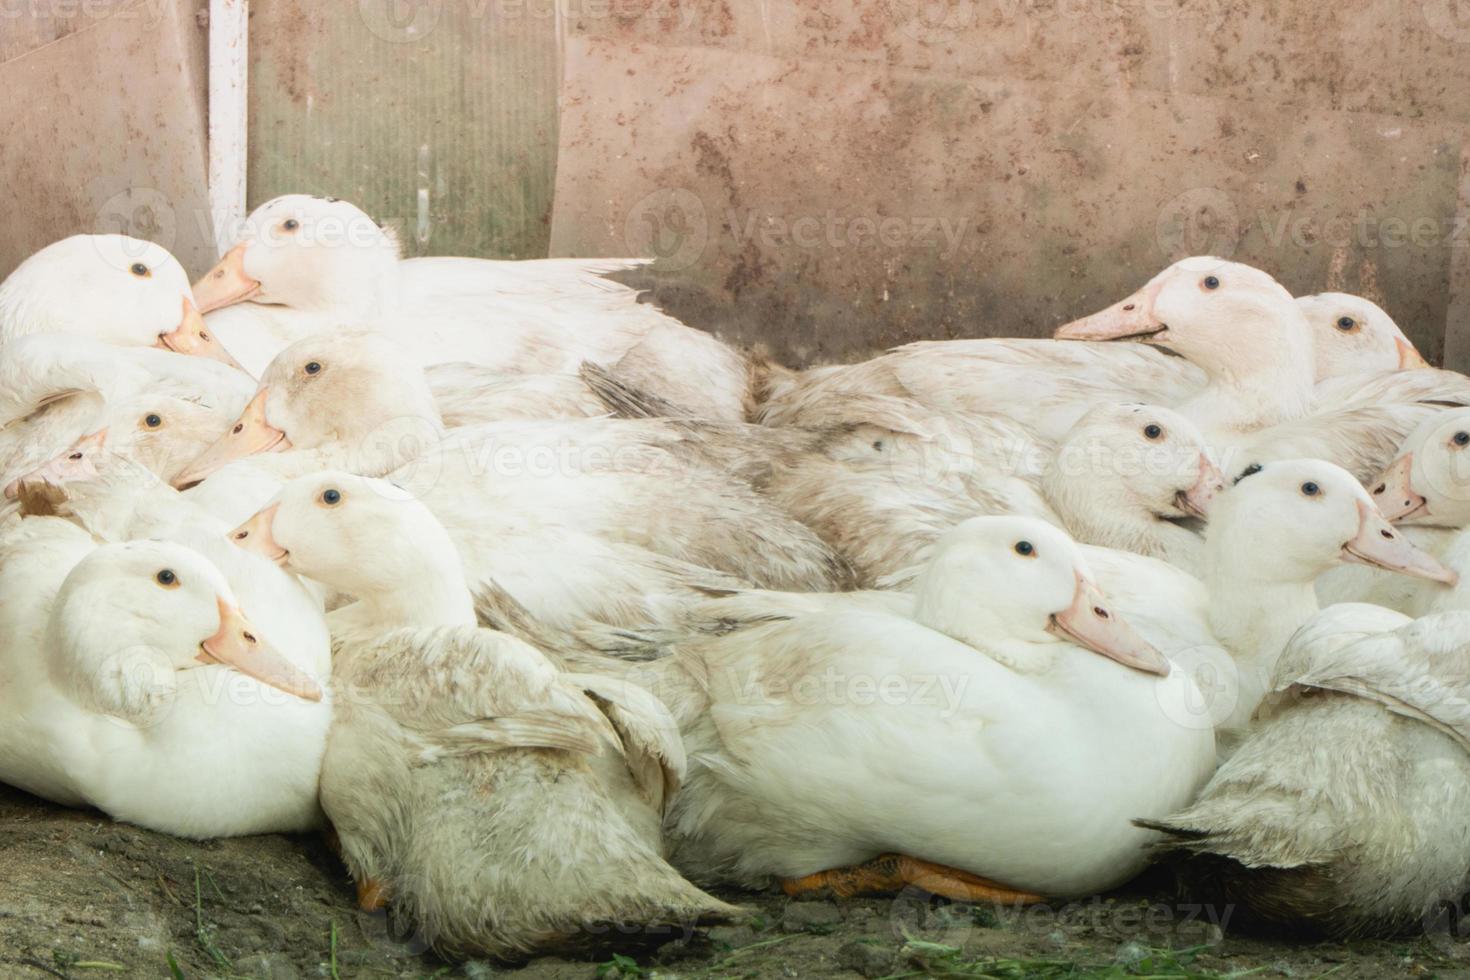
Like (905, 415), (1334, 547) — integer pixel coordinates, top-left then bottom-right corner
(4, 783), (1469, 980)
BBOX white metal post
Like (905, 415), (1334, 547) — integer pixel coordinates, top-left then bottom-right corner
(207, 0), (249, 254)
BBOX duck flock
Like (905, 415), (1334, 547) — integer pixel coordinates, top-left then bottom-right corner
(6, 193), (1470, 958)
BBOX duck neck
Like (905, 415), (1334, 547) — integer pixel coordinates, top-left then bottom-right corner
(1183, 314), (1316, 433)
(911, 575), (1057, 674)
(1204, 555), (1321, 689)
(335, 528), (476, 633)
(1046, 473), (1195, 565)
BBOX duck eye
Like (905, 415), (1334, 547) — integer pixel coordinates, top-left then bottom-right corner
(304, 361), (323, 375)
(144, 414), (162, 428)
(283, 218), (300, 232)
(321, 488), (342, 506)
(1301, 481), (1320, 497)
(68, 452), (83, 461)
(155, 569), (178, 587)
(129, 263), (150, 278)
(1336, 316), (1357, 331)
(1014, 541), (1035, 557)
(1143, 423), (1163, 440)
(1202, 275), (1220, 290)
(1455, 432), (1470, 447)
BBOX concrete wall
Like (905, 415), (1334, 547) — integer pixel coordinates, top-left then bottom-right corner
(547, 1), (1470, 369)
(4, 1), (1470, 368)
(0, 0), (215, 277)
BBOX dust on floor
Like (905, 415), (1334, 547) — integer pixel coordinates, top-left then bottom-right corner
(3, 784), (1468, 980)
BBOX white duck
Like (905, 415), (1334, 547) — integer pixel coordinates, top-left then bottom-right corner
(229, 471), (736, 957)
(761, 261), (1428, 441)
(1056, 258), (1470, 480)
(0, 333), (252, 487)
(1144, 602), (1470, 938)
(1318, 407), (1470, 615)
(616, 516), (1214, 900)
(192, 194), (750, 418)
(1196, 459), (1456, 730)
(8, 445), (333, 654)
(171, 333), (850, 593)
(0, 525), (327, 837)
(0, 234), (241, 366)
(1296, 291), (1428, 376)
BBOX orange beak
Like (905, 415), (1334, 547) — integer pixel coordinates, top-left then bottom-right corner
(170, 388), (290, 490)
(1343, 498), (1456, 585)
(228, 503), (289, 564)
(1045, 570), (1171, 676)
(191, 243), (260, 313)
(155, 297), (243, 369)
(1396, 336), (1430, 370)
(1176, 454), (1226, 520)
(3, 428), (108, 500)
(1369, 453), (1429, 524)
(1055, 278), (1168, 343)
(197, 596), (322, 702)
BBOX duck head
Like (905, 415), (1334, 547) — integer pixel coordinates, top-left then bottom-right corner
(0, 235), (242, 367)
(229, 471), (473, 627)
(169, 331), (444, 489)
(192, 195), (399, 317)
(4, 386), (237, 498)
(1206, 458), (1456, 586)
(1296, 292), (1428, 377)
(52, 541), (322, 722)
(1368, 407), (1470, 528)
(912, 516), (1170, 676)
(1049, 403), (1224, 528)
(1055, 257), (1312, 385)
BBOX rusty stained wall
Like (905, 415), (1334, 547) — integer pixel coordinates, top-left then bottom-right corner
(549, 1), (1470, 369)
(0, 0), (214, 279)
(246, 0), (560, 260)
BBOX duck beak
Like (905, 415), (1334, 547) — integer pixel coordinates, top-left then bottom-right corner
(1396, 336), (1430, 370)
(1343, 498), (1457, 585)
(171, 388), (290, 490)
(1054, 278), (1168, 343)
(198, 596), (322, 702)
(191, 243), (260, 313)
(155, 297), (244, 369)
(1176, 454), (1226, 520)
(1369, 453), (1429, 524)
(1046, 571), (1171, 676)
(3, 428), (107, 500)
(228, 503), (288, 565)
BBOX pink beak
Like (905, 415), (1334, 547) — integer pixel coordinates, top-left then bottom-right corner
(155, 296), (244, 370)
(1055, 278), (1168, 343)
(228, 503), (289, 565)
(1343, 498), (1457, 585)
(171, 388), (290, 490)
(1045, 570), (1171, 676)
(1369, 453), (1429, 524)
(3, 428), (108, 500)
(1177, 454), (1226, 520)
(197, 596), (322, 702)
(1396, 336), (1430, 370)
(191, 243), (261, 314)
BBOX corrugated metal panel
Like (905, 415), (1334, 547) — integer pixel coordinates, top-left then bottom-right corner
(0, 0), (212, 279)
(246, 0), (560, 259)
